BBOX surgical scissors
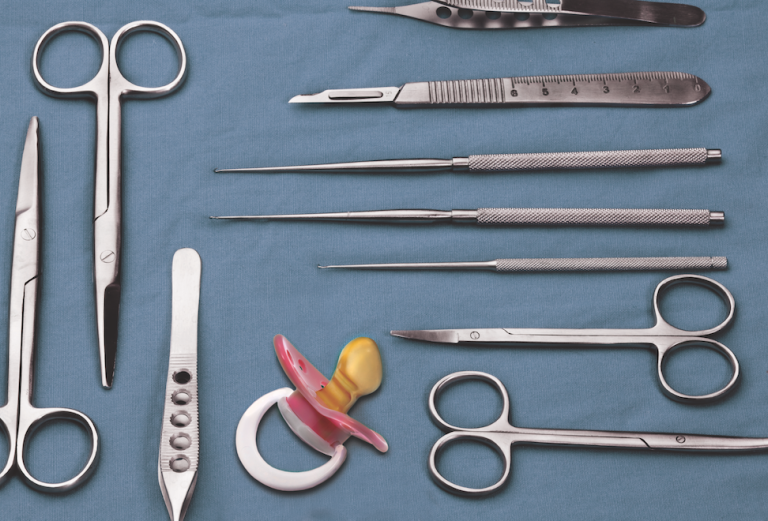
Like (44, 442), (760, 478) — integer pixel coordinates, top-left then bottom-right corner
(393, 274), (739, 403)
(32, 21), (188, 388)
(429, 371), (768, 497)
(0, 118), (99, 493)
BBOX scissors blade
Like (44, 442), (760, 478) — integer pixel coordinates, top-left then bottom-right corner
(0, 117), (41, 486)
(391, 330), (460, 343)
(11, 117), (41, 323)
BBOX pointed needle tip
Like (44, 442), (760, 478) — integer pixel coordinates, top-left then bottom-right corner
(348, 6), (397, 12)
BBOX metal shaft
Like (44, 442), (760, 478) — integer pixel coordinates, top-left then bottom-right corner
(211, 208), (725, 227)
(214, 148), (720, 174)
(319, 257), (727, 272)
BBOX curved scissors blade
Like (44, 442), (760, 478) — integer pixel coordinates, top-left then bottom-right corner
(0, 117), (41, 487)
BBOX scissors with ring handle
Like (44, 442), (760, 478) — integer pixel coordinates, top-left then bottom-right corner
(393, 274), (739, 403)
(32, 20), (188, 389)
(429, 371), (768, 497)
(0, 118), (99, 493)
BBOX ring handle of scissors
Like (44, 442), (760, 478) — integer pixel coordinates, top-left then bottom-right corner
(15, 406), (99, 493)
(656, 338), (740, 403)
(428, 371), (514, 496)
(110, 21), (187, 99)
(0, 408), (18, 488)
(652, 274), (735, 337)
(32, 21), (110, 98)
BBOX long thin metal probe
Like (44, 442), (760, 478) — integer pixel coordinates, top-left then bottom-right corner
(210, 208), (725, 227)
(214, 148), (721, 174)
(319, 256), (728, 272)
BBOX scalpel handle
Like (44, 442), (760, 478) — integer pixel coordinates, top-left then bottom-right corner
(467, 148), (720, 172)
(158, 248), (201, 521)
(495, 257), (727, 272)
(394, 73), (710, 107)
(476, 208), (723, 227)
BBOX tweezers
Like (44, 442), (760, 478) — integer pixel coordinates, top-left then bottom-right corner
(349, 0), (706, 29)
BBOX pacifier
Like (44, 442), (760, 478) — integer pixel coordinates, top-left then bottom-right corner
(236, 334), (388, 491)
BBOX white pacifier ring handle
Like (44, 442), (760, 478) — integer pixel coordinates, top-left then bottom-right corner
(236, 388), (347, 491)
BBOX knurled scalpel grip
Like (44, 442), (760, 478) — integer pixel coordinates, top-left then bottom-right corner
(214, 147), (721, 174)
(210, 208), (725, 227)
(319, 257), (728, 272)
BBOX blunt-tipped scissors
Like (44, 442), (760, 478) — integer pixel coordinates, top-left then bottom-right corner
(429, 371), (768, 496)
(32, 21), (188, 388)
(0, 118), (99, 492)
(393, 275), (739, 403)
(349, 0), (706, 30)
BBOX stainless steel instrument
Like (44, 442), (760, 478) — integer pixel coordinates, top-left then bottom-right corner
(392, 274), (739, 403)
(319, 256), (728, 272)
(33, 21), (188, 388)
(428, 371), (768, 497)
(215, 147), (721, 174)
(211, 208), (725, 227)
(0, 118), (99, 493)
(349, 0), (706, 29)
(158, 248), (202, 521)
(290, 72), (710, 108)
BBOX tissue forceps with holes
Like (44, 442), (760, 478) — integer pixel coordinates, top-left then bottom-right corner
(392, 275), (739, 403)
(0, 118), (99, 493)
(32, 21), (188, 388)
(428, 371), (768, 497)
(349, 0), (706, 29)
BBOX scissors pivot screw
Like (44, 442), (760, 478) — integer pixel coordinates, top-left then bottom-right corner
(470, 331), (480, 339)
(677, 436), (686, 443)
(20, 229), (36, 241)
(100, 250), (115, 263)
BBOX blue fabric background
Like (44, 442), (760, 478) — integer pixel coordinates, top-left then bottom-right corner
(0, 0), (767, 519)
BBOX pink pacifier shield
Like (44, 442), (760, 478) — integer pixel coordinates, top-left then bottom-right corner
(274, 335), (388, 452)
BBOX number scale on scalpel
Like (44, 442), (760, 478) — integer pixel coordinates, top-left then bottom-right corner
(290, 72), (710, 107)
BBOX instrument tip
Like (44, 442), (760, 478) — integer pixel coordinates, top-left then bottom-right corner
(348, 6), (397, 12)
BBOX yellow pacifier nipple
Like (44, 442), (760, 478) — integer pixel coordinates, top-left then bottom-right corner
(315, 337), (382, 414)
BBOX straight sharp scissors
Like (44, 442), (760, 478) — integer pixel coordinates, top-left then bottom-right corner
(32, 21), (188, 388)
(393, 275), (739, 403)
(0, 118), (99, 493)
(429, 371), (768, 497)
